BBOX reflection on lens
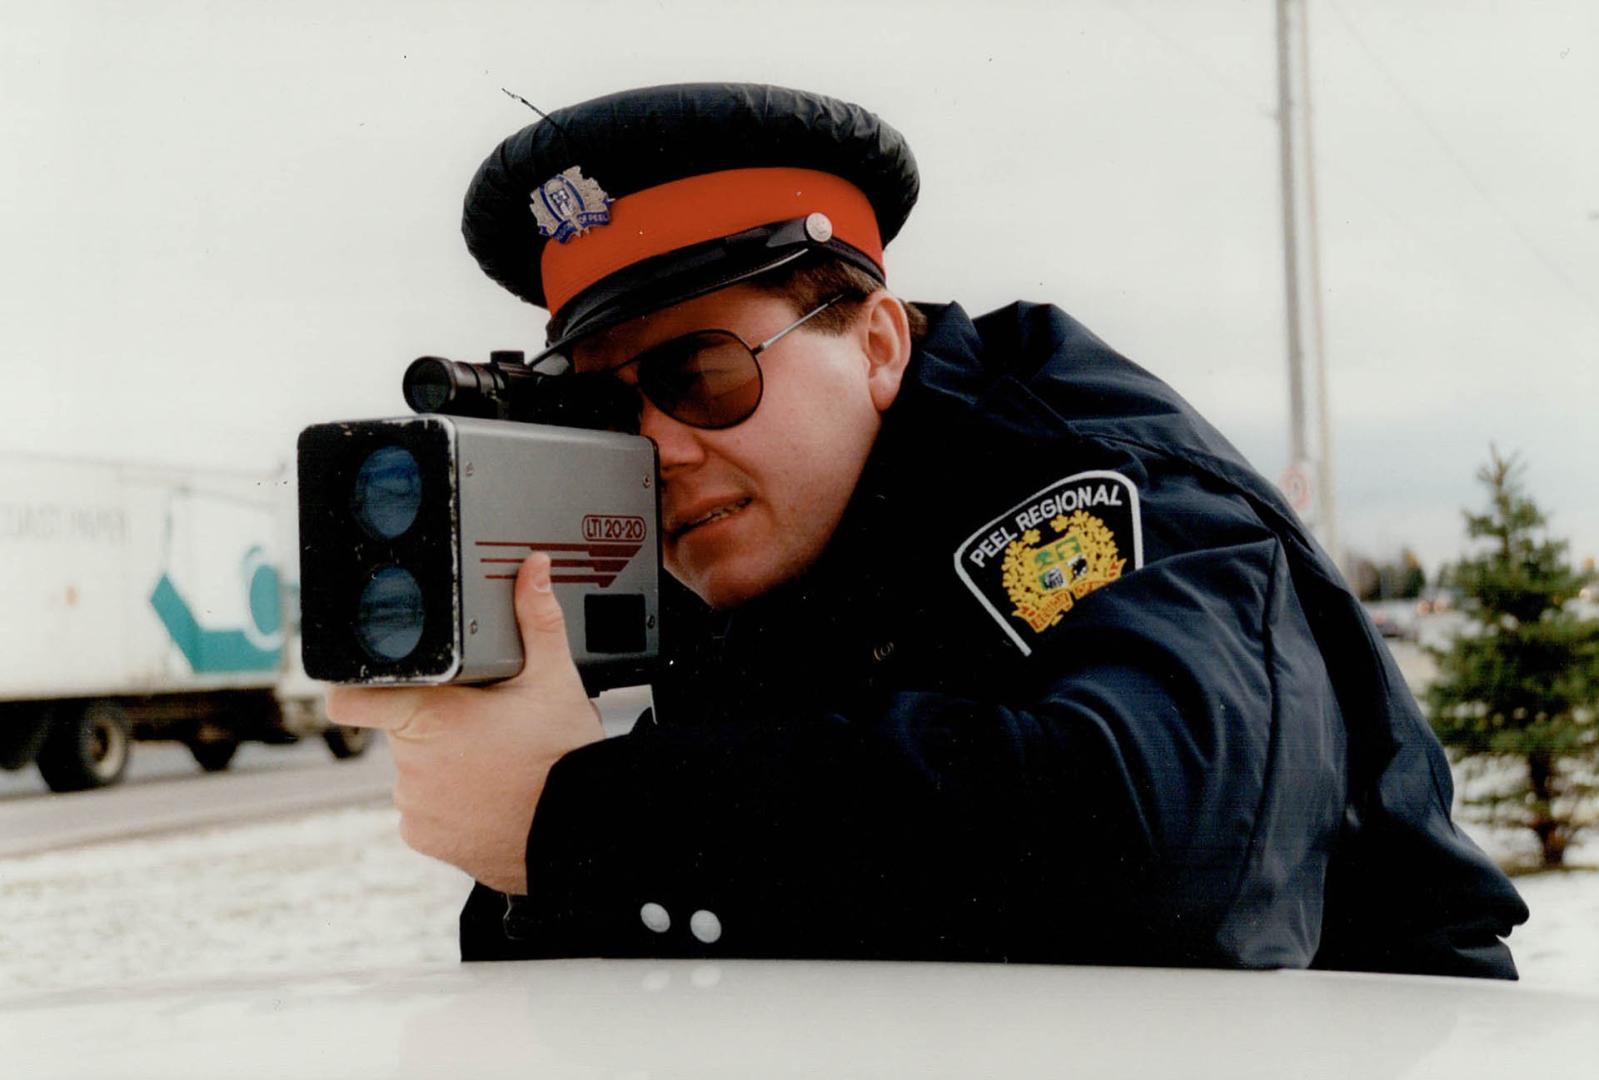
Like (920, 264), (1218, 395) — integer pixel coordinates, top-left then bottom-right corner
(357, 566), (425, 660)
(410, 378), (450, 414)
(640, 331), (761, 429)
(404, 359), (453, 414)
(352, 446), (422, 540)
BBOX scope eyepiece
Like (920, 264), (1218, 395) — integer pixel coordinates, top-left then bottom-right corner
(402, 350), (574, 423)
(404, 355), (520, 418)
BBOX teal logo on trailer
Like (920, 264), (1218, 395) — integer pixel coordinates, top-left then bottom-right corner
(150, 546), (284, 673)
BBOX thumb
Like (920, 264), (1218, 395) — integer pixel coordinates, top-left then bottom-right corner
(510, 552), (580, 686)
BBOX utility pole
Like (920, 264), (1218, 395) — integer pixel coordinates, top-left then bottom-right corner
(1275, 0), (1341, 572)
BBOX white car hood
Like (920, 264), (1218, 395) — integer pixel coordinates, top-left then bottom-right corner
(5, 959), (1595, 1078)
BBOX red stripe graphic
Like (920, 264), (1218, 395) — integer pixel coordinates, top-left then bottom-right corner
(476, 539), (644, 588)
(478, 541), (642, 557)
(484, 575), (625, 584)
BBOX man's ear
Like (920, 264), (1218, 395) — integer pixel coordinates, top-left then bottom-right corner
(858, 290), (912, 414)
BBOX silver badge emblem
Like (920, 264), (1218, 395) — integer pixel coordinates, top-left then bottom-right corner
(529, 166), (613, 243)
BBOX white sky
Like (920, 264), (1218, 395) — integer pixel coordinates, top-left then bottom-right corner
(2, 0), (1595, 573)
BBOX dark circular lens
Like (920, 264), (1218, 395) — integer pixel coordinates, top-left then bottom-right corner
(356, 565), (425, 661)
(403, 357), (457, 414)
(352, 446), (422, 540)
(411, 380), (450, 414)
(640, 331), (762, 429)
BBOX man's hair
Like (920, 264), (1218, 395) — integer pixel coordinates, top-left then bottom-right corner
(749, 254), (929, 342)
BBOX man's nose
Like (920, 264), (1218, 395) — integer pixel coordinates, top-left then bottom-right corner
(637, 398), (706, 473)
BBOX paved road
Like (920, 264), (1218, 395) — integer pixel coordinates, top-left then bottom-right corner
(1364, 605), (1462, 696)
(0, 739), (395, 858)
(0, 736), (354, 802)
(1387, 640), (1437, 695)
(0, 685), (651, 856)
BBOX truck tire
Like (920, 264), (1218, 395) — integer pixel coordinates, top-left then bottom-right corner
(322, 724), (371, 760)
(187, 735), (241, 773)
(0, 703), (53, 771)
(36, 701), (132, 792)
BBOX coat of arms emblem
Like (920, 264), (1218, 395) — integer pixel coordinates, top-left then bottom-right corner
(529, 166), (613, 243)
(953, 470), (1144, 655)
(1000, 510), (1126, 632)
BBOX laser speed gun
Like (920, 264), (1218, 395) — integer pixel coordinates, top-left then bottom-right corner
(297, 351), (660, 693)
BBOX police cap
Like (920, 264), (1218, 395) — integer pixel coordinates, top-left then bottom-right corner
(461, 83), (918, 357)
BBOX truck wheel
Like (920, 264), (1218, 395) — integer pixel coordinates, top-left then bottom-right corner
(322, 725), (371, 760)
(36, 701), (132, 792)
(187, 736), (241, 773)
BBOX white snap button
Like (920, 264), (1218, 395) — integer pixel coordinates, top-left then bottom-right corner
(690, 909), (722, 944)
(804, 212), (833, 243)
(639, 902), (671, 934)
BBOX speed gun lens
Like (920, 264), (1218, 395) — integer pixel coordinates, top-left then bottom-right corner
(351, 446), (422, 540)
(356, 566), (426, 661)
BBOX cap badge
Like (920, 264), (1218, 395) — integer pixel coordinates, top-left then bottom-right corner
(529, 166), (613, 243)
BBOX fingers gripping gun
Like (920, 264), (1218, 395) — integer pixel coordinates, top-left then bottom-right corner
(296, 351), (660, 695)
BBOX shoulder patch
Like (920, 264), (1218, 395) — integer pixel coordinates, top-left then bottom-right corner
(953, 470), (1144, 655)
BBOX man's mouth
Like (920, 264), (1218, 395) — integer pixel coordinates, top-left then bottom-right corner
(670, 497), (752, 538)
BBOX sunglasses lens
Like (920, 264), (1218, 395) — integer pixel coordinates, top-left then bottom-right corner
(638, 331), (762, 429)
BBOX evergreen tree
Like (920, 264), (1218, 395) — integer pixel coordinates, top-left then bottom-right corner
(1427, 448), (1599, 868)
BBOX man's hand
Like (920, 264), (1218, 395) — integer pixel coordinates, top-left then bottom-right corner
(326, 553), (603, 895)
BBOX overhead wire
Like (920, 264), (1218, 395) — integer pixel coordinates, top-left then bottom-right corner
(1098, 0), (1276, 119)
(1102, 0), (1597, 327)
(1099, 0), (1450, 257)
(1321, 0), (1599, 325)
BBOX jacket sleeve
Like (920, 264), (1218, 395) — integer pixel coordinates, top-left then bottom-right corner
(465, 531), (1346, 968)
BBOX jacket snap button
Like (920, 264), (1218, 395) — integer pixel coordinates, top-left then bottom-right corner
(640, 902), (671, 934)
(871, 640), (895, 663)
(690, 909), (722, 944)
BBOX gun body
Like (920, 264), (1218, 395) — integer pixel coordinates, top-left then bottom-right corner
(298, 416), (659, 690)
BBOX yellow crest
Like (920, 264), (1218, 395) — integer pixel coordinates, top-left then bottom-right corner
(999, 510), (1127, 632)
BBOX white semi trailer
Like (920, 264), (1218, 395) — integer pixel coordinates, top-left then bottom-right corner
(0, 453), (366, 791)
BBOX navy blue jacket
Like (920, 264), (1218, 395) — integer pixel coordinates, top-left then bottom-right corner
(462, 302), (1527, 977)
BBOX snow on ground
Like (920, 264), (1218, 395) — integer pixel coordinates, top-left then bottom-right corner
(0, 805), (1595, 998)
(0, 805), (471, 997)
(1456, 823), (1599, 991)
(1504, 867), (1599, 990)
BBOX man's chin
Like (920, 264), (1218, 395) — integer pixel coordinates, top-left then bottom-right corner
(686, 574), (766, 613)
(669, 558), (785, 612)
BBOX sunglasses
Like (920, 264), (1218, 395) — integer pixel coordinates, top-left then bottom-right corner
(548, 294), (850, 434)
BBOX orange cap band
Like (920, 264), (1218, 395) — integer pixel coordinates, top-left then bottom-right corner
(539, 167), (884, 316)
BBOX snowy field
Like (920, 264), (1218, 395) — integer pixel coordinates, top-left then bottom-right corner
(0, 802), (1594, 998)
(0, 803), (466, 997)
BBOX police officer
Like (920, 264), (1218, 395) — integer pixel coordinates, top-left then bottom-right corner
(328, 83), (1528, 976)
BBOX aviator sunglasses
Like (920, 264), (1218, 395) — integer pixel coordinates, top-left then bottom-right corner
(551, 294), (852, 434)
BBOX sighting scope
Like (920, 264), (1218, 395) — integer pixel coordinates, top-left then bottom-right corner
(402, 350), (556, 421)
(402, 349), (638, 433)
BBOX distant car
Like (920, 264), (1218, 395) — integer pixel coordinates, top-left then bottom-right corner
(1415, 588), (1457, 616)
(5, 960), (1596, 1078)
(1365, 599), (1420, 642)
